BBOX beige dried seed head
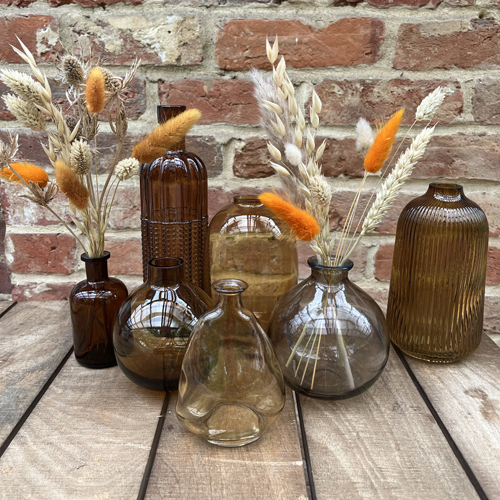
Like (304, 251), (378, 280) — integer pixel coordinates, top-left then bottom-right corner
(62, 55), (85, 87)
(70, 139), (92, 175)
(3, 94), (45, 132)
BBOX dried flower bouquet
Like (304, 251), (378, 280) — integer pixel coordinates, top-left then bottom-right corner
(0, 39), (141, 258)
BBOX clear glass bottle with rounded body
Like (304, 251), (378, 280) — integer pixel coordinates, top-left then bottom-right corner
(140, 105), (210, 292)
(269, 257), (389, 400)
(70, 252), (128, 368)
(176, 279), (286, 447)
(113, 258), (213, 390)
(387, 183), (489, 363)
(209, 195), (298, 331)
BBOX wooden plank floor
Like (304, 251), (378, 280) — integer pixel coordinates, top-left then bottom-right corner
(0, 301), (14, 316)
(0, 302), (73, 448)
(405, 334), (500, 499)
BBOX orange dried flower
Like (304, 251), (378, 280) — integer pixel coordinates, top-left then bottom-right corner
(259, 192), (320, 242)
(54, 159), (89, 210)
(1, 163), (48, 188)
(133, 108), (202, 163)
(364, 109), (404, 174)
(85, 67), (106, 114)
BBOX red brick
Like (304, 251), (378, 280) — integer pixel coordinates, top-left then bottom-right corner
(472, 78), (500, 124)
(487, 247), (500, 286)
(165, 0), (282, 3)
(208, 187), (261, 220)
(50, 0), (141, 6)
(6, 233), (76, 275)
(394, 20), (500, 71)
(0, 16), (61, 64)
(317, 79), (462, 126)
(12, 282), (73, 301)
(374, 244), (394, 281)
(233, 138), (272, 178)
(106, 237), (142, 276)
(187, 136), (223, 177)
(158, 79), (259, 126)
(215, 19), (385, 71)
(0, 262), (12, 294)
(0, 0), (36, 5)
(71, 16), (202, 66)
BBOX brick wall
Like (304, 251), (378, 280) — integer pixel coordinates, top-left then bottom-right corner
(0, 0), (500, 333)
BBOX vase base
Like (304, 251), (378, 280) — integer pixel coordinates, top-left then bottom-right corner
(75, 356), (117, 369)
(207, 436), (261, 448)
(393, 344), (480, 364)
(116, 358), (179, 391)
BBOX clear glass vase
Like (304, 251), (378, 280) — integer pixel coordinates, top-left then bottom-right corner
(113, 257), (214, 391)
(268, 257), (389, 400)
(209, 195), (298, 331)
(176, 279), (286, 447)
(387, 183), (489, 362)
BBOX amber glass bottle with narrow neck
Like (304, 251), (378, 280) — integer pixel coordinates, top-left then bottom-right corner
(140, 105), (209, 291)
(387, 183), (489, 363)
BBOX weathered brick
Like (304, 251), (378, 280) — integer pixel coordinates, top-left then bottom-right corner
(106, 236), (142, 276)
(374, 244), (394, 281)
(0, 0), (36, 5)
(0, 262), (12, 294)
(487, 247), (500, 286)
(12, 282), (74, 301)
(165, 0), (283, 4)
(71, 15), (202, 66)
(472, 77), (500, 124)
(6, 233), (76, 275)
(394, 20), (500, 70)
(317, 79), (462, 126)
(216, 19), (385, 70)
(233, 138), (271, 178)
(0, 16), (61, 64)
(50, 0), (141, 6)
(208, 187), (261, 220)
(0, 82), (15, 121)
(158, 79), (259, 125)
(187, 136), (223, 177)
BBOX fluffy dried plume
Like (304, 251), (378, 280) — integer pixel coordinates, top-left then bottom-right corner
(285, 143), (302, 167)
(356, 118), (374, 153)
(3, 94), (45, 131)
(115, 157), (140, 181)
(0, 162), (48, 188)
(133, 108), (201, 163)
(415, 87), (454, 122)
(259, 192), (320, 241)
(86, 67), (106, 114)
(0, 69), (47, 105)
(54, 159), (90, 210)
(364, 109), (404, 174)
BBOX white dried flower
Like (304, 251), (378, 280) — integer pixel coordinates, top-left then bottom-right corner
(270, 162), (290, 177)
(285, 143), (302, 167)
(70, 139), (92, 175)
(115, 157), (140, 181)
(356, 118), (374, 152)
(309, 175), (332, 207)
(267, 142), (281, 161)
(312, 90), (322, 114)
(415, 87), (454, 122)
(276, 57), (286, 79)
(266, 36), (278, 65)
(3, 94), (45, 131)
(0, 69), (46, 106)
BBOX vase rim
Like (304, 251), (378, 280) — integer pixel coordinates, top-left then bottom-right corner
(213, 278), (248, 294)
(234, 195), (262, 205)
(307, 256), (354, 272)
(148, 257), (184, 269)
(429, 182), (463, 191)
(81, 251), (110, 263)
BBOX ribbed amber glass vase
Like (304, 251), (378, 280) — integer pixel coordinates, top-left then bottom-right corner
(387, 183), (489, 363)
(140, 105), (209, 292)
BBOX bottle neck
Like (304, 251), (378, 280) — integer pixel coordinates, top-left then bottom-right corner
(233, 195), (264, 209)
(157, 105), (186, 151)
(82, 253), (110, 282)
(217, 293), (244, 310)
(308, 256), (352, 286)
(427, 183), (464, 202)
(147, 257), (184, 287)
(213, 279), (247, 310)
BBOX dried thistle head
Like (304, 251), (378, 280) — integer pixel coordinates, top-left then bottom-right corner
(70, 139), (92, 175)
(21, 181), (59, 206)
(0, 134), (19, 170)
(62, 55), (85, 87)
(3, 94), (46, 132)
(101, 68), (122, 95)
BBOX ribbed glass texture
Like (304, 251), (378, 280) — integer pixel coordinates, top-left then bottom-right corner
(140, 105), (210, 292)
(209, 195), (298, 331)
(387, 183), (489, 363)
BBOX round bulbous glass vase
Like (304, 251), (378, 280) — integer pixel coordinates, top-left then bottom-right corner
(113, 257), (214, 391)
(176, 279), (286, 448)
(268, 257), (389, 400)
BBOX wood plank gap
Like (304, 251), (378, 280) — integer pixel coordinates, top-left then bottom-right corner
(294, 391), (318, 500)
(137, 391), (171, 500)
(393, 343), (489, 500)
(0, 346), (73, 459)
(0, 301), (17, 320)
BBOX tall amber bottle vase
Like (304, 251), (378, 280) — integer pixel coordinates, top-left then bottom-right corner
(387, 183), (489, 363)
(140, 105), (210, 292)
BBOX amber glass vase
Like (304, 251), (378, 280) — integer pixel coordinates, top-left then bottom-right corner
(176, 279), (285, 447)
(269, 257), (389, 400)
(140, 105), (209, 292)
(70, 252), (128, 368)
(113, 257), (213, 391)
(388, 183), (489, 363)
(209, 195), (298, 331)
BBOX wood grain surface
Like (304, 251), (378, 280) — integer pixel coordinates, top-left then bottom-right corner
(145, 389), (308, 500)
(406, 334), (500, 499)
(0, 301), (14, 316)
(0, 301), (73, 446)
(0, 358), (165, 499)
(299, 349), (479, 500)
